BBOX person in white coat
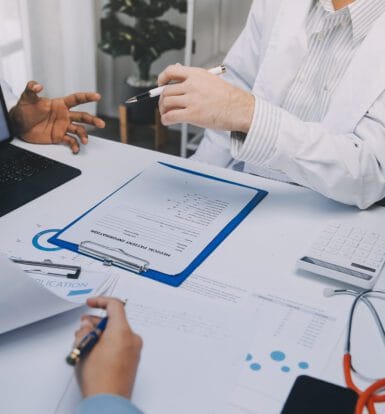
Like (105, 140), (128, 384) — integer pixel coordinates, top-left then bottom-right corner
(158, 0), (385, 209)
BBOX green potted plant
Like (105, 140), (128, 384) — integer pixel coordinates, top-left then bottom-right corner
(99, 0), (187, 124)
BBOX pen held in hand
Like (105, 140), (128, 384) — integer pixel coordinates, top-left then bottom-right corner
(125, 64), (226, 104)
(66, 316), (108, 366)
(66, 299), (127, 366)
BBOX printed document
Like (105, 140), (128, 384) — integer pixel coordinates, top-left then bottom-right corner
(227, 289), (346, 413)
(56, 281), (255, 414)
(0, 253), (115, 334)
(25, 270), (115, 303)
(56, 163), (259, 275)
(0, 254), (79, 334)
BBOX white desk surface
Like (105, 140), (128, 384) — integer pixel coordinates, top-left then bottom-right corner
(1, 137), (385, 413)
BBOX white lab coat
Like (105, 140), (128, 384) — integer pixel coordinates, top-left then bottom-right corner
(193, 0), (385, 209)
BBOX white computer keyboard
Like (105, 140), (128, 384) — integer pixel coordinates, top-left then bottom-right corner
(297, 222), (385, 288)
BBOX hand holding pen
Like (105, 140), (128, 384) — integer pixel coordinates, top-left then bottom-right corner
(126, 65), (226, 103)
(156, 63), (255, 134)
(71, 297), (142, 399)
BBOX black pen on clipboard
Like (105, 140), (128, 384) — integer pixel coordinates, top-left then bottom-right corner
(10, 258), (81, 279)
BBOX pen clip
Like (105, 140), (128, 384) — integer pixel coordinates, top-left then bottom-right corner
(79, 241), (149, 274)
(11, 258), (81, 279)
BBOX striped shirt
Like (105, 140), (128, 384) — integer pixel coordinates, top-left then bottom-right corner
(231, 0), (385, 165)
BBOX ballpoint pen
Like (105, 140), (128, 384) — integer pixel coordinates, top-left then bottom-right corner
(66, 299), (127, 366)
(66, 316), (108, 366)
(125, 64), (226, 104)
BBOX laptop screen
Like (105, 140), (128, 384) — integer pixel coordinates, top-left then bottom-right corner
(0, 86), (11, 143)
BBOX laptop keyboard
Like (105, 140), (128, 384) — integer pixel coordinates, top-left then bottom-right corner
(0, 146), (56, 185)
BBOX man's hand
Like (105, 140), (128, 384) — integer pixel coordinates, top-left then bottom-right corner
(75, 297), (142, 399)
(158, 64), (255, 133)
(9, 81), (106, 154)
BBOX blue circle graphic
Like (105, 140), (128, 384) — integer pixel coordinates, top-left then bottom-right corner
(32, 229), (62, 252)
(298, 362), (309, 369)
(281, 366), (290, 373)
(271, 351), (286, 362)
(250, 363), (261, 371)
(245, 353), (253, 362)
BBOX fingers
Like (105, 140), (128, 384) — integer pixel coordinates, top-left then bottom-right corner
(86, 297), (130, 331)
(74, 314), (103, 346)
(25, 80), (44, 94)
(70, 111), (105, 128)
(52, 106), (74, 148)
(67, 111), (106, 150)
(161, 83), (186, 97)
(159, 84), (188, 125)
(158, 63), (189, 87)
(62, 134), (80, 154)
(159, 95), (188, 112)
(20, 80), (44, 103)
(161, 108), (189, 126)
(68, 123), (88, 145)
(81, 314), (101, 326)
(74, 317), (96, 346)
(64, 92), (101, 109)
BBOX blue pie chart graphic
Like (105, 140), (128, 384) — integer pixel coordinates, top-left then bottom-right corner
(32, 229), (62, 252)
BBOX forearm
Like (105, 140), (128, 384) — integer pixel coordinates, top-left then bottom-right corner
(231, 97), (385, 209)
(193, 58), (259, 166)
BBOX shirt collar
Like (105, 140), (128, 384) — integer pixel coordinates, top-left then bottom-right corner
(308, 1), (350, 36)
(314, 0), (385, 44)
(319, 0), (335, 13)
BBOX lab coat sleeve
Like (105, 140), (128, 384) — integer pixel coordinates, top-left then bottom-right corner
(75, 394), (144, 414)
(192, 0), (265, 167)
(230, 92), (385, 209)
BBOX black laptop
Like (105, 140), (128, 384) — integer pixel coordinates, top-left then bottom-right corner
(0, 85), (81, 217)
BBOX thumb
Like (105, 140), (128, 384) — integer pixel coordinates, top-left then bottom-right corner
(20, 81), (44, 103)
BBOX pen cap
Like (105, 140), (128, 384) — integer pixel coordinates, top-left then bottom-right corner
(208, 65), (226, 76)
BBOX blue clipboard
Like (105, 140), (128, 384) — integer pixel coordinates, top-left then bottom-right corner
(49, 163), (268, 287)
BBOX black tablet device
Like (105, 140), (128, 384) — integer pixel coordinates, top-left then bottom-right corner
(281, 375), (358, 414)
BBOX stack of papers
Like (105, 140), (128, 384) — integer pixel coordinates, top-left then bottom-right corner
(20, 265), (116, 303)
(0, 253), (115, 334)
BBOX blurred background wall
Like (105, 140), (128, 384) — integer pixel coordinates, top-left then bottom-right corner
(96, 0), (252, 117)
(0, 0), (251, 116)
